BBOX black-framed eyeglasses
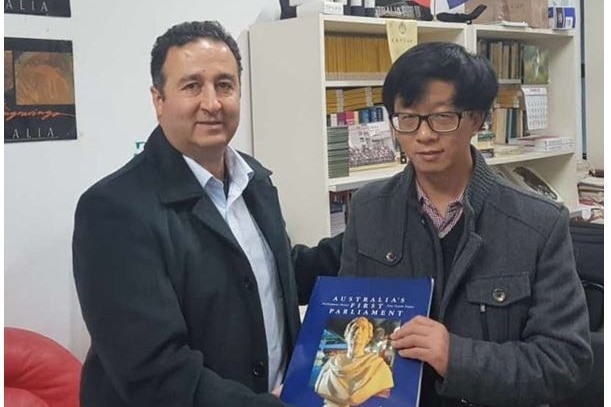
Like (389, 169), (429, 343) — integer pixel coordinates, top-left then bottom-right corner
(390, 111), (469, 134)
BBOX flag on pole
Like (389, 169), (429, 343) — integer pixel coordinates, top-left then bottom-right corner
(411, 0), (431, 8)
(447, 0), (469, 8)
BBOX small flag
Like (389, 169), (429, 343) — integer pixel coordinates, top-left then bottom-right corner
(411, 0), (431, 8)
(447, 0), (469, 8)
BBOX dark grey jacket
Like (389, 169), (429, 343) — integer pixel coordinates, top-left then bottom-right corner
(73, 127), (341, 407)
(339, 148), (592, 407)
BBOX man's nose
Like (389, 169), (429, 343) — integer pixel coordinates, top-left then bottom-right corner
(414, 118), (437, 141)
(199, 85), (221, 113)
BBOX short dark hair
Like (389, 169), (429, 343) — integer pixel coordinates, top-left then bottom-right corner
(150, 20), (242, 94)
(382, 42), (498, 116)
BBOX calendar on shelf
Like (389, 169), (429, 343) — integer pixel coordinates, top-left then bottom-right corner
(522, 86), (548, 131)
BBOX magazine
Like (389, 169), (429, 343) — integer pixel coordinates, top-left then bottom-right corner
(281, 276), (434, 407)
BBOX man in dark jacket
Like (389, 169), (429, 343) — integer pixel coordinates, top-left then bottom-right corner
(339, 42), (592, 407)
(72, 20), (340, 407)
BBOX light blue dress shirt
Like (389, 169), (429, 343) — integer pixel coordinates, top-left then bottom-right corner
(183, 147), (287, 390)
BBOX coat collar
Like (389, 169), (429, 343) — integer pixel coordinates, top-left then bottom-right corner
(143, 126), (277, 253)
(143, 126), (273, 205)
(400, 145), (496, 219)
(144, 126), (204, 204)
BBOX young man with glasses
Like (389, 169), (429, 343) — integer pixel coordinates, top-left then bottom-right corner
(339, 42), (592, 407)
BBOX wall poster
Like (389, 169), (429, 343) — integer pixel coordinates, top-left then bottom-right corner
(5, 37), (77, 143)
(4, 0), (71, 17)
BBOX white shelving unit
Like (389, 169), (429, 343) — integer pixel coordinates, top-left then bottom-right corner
(468, 23), (581, 212)
(249, 15), (581, 245)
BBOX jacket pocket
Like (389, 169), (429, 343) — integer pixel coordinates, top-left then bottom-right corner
(355, 234), (404, 276)
(466, 273), (531, 342)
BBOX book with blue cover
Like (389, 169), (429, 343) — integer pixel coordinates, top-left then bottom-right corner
(281, 276), (433, 407)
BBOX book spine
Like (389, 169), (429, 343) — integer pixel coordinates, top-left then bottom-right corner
(334, 0), (349, 15)
(349, 0), (365, 16)
(364, 0), (376, 16)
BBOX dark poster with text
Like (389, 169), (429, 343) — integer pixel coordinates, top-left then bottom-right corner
(5, 37), (77, 143)
(5, 0), (71, 17)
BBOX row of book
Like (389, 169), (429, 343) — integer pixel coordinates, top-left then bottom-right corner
(322, 24), (550, 84)
(326, 86), (383, 114)
(477, 39), (549, 85)
(325, 35), (391, 80)
(491, 107), (526, 144)
(326, 105), (387, 127)
(488, 84), (525, 144)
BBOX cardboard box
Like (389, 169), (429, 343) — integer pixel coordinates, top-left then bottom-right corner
(465, 0), (549, 28)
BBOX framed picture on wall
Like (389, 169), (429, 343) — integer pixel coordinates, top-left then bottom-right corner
(5, 0), (71, 17)
(4, 37), (77, 143)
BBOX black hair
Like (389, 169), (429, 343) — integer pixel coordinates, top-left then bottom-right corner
(150, 20), (242, 95)
(382, 42), (498, 116)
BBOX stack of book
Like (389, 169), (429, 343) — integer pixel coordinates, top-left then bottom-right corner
(327, 126), (349, 178)
(576, 175), (604, 223)
(493, 144), (523, 157)
(514, 135), (575, 152)
(578, 175), (604, 203)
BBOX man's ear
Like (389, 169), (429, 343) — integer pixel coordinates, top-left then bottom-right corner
(471, 111), (486, 130)
(150, 86), (164, 117)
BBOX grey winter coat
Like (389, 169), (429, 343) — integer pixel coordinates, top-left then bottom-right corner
(339, 148), (592, 407)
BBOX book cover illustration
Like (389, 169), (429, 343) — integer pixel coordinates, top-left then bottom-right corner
(348, 122), (396, 169)
(281, 276), (433, 407)
(522, 45), (549, 85)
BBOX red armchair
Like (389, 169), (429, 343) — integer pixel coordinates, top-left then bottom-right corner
(5, 327), (82, 407)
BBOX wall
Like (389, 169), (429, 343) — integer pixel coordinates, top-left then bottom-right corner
(4, 0), (602, 360)
(582, 0), (604, 169)
(4, 0), (280, 359)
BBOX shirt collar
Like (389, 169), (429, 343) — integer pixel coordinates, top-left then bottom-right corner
(416, 181), (465, 213)
(183, 146), (254, 192)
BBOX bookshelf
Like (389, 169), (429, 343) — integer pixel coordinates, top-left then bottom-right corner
(468, 24), (581, 214)
(249, 15), (581, 245)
